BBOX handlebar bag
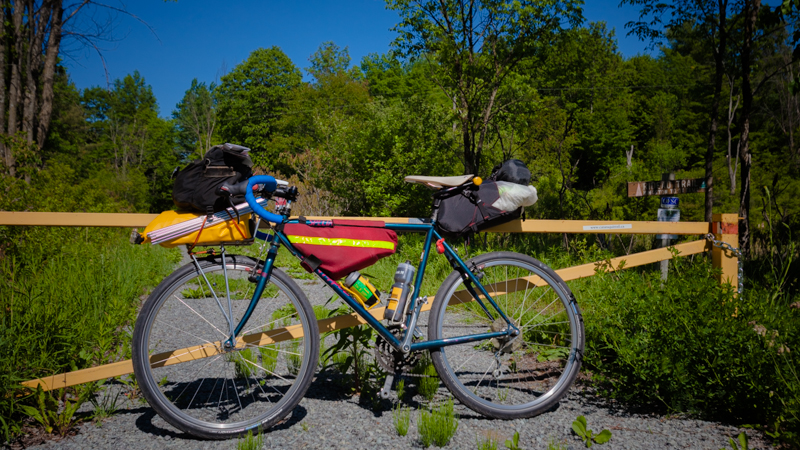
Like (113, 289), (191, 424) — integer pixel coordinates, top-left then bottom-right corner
(434, 180), (523, 238)
(141, 210), (253, 248)
(172, 144), (253, 213)
(284, 220), (398, 279)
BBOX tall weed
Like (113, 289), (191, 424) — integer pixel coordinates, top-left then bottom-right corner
(0, 229), (178, 441)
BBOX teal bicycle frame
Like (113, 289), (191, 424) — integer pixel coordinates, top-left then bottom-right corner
(224, 175), (520, 353)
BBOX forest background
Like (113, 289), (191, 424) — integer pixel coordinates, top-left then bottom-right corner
(1, 0), (799, 446)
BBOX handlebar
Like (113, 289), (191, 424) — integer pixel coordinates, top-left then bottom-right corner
(245, 176), (284, 223)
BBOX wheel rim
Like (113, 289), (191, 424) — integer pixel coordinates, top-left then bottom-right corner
(140, 261), (313, 430)
(434, 257), (580, 412)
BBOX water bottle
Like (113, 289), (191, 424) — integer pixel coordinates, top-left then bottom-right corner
(384, 261), (416, 322)
(344, 271), (381, 309)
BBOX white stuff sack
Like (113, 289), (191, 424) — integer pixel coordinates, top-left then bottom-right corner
(491, 181), (538, 211)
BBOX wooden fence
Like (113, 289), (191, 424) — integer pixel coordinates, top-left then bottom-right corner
(0, 211), (740, 391)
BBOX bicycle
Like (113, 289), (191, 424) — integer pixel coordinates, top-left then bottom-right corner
(131, 174), (584, 440)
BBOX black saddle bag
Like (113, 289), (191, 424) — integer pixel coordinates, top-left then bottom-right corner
(434, 180), (522, 238)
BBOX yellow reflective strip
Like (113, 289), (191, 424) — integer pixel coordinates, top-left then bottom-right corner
(288, 235), (395, 250)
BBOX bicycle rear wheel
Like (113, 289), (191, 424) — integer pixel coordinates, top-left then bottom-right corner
(132, 255), (319, 439)
(428, 251), (583, 419)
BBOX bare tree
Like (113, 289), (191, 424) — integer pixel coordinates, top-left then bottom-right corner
(0, 0), (148, 179)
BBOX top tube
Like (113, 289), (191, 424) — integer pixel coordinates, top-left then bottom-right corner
(245, 175), (283, 223)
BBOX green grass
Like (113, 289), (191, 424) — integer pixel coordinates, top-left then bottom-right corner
(0, 229), (178, 440)
(418, 397), (459, 447)
(285, 341), (302, 376)
(258, 344), (279, 374)
(477, 435), (499, 450)
(392, 403), (411, 436)
(236, 428), (264, 450)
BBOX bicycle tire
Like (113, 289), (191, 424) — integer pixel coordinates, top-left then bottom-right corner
(428, 251), (583, 419)
(132, 255), (319, 439)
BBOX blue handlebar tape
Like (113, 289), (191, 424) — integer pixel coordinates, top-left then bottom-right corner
(245, 176), (283, 223)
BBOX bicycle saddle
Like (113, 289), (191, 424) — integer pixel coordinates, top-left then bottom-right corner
(404, 175), (474, 189)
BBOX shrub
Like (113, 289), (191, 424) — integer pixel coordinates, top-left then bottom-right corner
(417, 397), (459, 447)
(413, 354), (440, 401)
(581, 255), (799, 433)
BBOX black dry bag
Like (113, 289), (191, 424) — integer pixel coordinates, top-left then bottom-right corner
(172, 143), (253, 213)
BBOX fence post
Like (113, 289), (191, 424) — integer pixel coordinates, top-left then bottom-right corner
(711, 213), (739, 291)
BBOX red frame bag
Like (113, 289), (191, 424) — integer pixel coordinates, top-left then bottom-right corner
(283, 220), (398, 279)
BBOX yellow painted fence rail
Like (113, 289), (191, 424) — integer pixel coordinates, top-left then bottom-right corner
(0, 211), (739, 391)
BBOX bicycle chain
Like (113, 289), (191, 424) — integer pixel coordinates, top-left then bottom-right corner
(704, 233), (744, 294)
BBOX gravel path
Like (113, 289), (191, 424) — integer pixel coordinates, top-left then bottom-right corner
(25, 382), (769, 450)
(22, 258), (772, 450)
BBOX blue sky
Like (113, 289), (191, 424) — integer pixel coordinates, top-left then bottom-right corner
(63, 0), (653, 118)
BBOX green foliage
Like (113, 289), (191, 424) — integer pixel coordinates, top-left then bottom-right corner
(504, 431), (521, 450)
(413, 354), (440, 402)
(0, 220), (177, 441)
(88, 383), (123, 424)
(229, 349), (257, 379)
(571, 416), (612, 447)
(417, 397), (459, 447)
(388, 0), (584, 174)
(720, 432), (749, 450)
(18, 387), (88, 437)
(236, 428), (264, 450)
(396, 378), (406, 401)
(306, 41), (359, 82)
(392, 403), (411, 436)
(322, 320), (380, 395)
(216, 47), (302, 172)
(580, 253), (800, 438)
(477, 435), (499, 450)
(173, 79), (218, 158)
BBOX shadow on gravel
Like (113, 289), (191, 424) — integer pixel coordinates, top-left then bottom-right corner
(130, 404), (308, 439)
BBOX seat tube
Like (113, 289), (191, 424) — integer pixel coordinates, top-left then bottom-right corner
(403, 227), (435, 329)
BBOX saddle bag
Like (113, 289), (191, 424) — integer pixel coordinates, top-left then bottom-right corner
(434, 181), (523, 238)
(434, 159), (537, 238)
(284, 219), (398, 279)
(172, 143), (254, 213)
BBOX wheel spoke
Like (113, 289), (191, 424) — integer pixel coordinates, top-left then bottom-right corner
(429, 253), (583, 418)
(133, 258), (319, 437)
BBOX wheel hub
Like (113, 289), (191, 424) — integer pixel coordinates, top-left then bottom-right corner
(490, 317), (522, 354)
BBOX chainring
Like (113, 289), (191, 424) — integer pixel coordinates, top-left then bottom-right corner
(374, 325), (424, 376)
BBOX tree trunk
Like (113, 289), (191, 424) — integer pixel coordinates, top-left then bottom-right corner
(738, 0), (759, 256)
(23, 1), (51, 147)
(704, 0), (729, 223)
(0, 4), (7, 169)
(726, 76), (740, 195)
(36, 1), (64, 148)
(6, 2), (27, 175)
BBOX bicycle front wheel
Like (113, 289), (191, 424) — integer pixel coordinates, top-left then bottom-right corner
(428, 251), (583, 419)
(132, 255), (319, 439)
